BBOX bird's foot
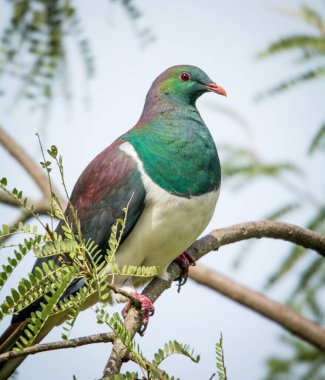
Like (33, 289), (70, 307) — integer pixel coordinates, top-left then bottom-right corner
(122, 291), (154, 335)
(174, 250), (196, 293)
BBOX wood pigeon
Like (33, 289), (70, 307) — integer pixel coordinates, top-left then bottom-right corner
(0, 65), (226, 379)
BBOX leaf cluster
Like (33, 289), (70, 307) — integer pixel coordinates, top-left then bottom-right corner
(0, 144), (158, 352)
(253, 4), (325, 379)
(257, 4), (325, 155)
(96, 306), (201, 379)
(215, 333), (227, 380)
(0, 0), (94, 107)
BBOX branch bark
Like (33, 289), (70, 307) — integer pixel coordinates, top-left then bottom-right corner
(0, 127), (50, 196)
(101, 221), (325, 377)
(0, 126), (67, 244)
(189, 265), (325, 351)
(0, 332), (115, 363)
(0, 206), (325, 372)
(201, 221), (325, 258)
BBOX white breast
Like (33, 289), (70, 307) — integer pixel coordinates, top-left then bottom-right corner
(114, 142), (219, 284)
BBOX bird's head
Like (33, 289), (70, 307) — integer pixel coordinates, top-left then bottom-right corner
(148, 65), (227, 106)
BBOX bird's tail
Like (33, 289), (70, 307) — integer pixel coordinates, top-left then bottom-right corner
(0, 320), (28, 380)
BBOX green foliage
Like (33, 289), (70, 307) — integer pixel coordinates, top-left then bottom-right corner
(220, 145), (299, 190)
(308, 121), (325, 154)
(257, 3), (325, 157)
(256, 4), (325, 379)
(0, 144), (158, 351)
(15, 264), (78, 350)
(0, 0), (94, 107)
(152, 340), (200, 367)
(265, 336), (325, 380)
(215, 333), (227, 380)
(61, 284), (88, 340)
(110, 373), (140, 380)
(110, 0), (156, 49)
(94, 306), (200, 379)
(0, 0), (155, 109)
(257, 66), (325, 99)
(264, 202), (301, 221)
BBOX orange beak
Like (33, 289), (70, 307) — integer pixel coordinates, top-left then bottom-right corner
(206, 83), (227, 97)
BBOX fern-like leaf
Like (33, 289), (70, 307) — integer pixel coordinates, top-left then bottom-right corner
(216, 333), (227, 380)
(259, 35), (325, 57)
(15, 265), (78, 350)
(152, 340), (200, 367)
(265, 208), (325, 288)
(257, 66), (325, 99)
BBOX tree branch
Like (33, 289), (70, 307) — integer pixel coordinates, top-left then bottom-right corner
(0, 126), (67, 244)
(101, 277), (172, 378)
(0, 332), (115, 363)
(189, 265), (325, 351)
(0, 193), (21, 208)
(101, 220), (325, 377)
(0, 216), (323, 374)
(204, 221), (325, 258)
(0, 127), (50, 196)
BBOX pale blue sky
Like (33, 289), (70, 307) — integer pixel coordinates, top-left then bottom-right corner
(1, 0), (324, 379)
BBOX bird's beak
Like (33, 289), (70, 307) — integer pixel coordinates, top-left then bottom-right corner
(206, 83), (227, 97)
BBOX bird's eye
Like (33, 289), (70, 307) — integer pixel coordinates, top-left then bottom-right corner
(180, 72), (190, 82)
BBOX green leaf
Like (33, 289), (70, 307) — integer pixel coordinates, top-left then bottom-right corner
(47, 145), (58, 158)
(259, 35), (325, 58)
(266, 208), (325, 287)
(257, 66), (325, 99)
(265, 202), (301, 221)
(5, 295), (14, 308)
(308, 121), (325, 154)
(215, 333), (228, 380)
(0, 177), (7, 187)
(2, 224), (10, 234)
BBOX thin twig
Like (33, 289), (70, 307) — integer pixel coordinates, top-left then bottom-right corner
(0, 332), (115, 363)
(0, 201), (51, 245)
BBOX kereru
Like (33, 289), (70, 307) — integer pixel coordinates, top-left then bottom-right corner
(0, 65), (226, 379)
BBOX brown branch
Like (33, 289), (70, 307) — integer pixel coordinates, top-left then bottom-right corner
(195, 221), (325, 259)
(0, 127), (50, 196)
(101, 277), (172, 379)
(0, 193), (21, 208)
(0, 126), (67, 244)
(0, 126), (65, 204)
(0, 332), (115, 363)
(190, 265), (325, 351)
(101, 220), (325, 377)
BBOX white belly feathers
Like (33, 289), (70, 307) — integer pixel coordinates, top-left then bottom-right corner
(114, 142), (219, 283)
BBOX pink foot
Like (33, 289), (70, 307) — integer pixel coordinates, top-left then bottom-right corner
(174, 251), (196, 292)
(122, 291), (154, 335)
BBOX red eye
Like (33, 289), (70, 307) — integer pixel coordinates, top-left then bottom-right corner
(180, 72), (190, 82)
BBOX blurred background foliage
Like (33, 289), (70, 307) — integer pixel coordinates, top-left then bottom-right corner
(0, 0), (155, 109)
(0, 1), (324, 379)
(256, 5), (325, 380)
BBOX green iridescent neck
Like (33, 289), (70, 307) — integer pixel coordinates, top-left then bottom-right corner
(124, 108), (221, 197)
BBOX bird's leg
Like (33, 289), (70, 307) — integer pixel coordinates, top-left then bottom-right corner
(122, 291), (154, 335)
(174, 250), (196, 292)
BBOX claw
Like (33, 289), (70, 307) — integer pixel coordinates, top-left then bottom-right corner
(174, 251), (196, 293)
(122, 291), (154, 335)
